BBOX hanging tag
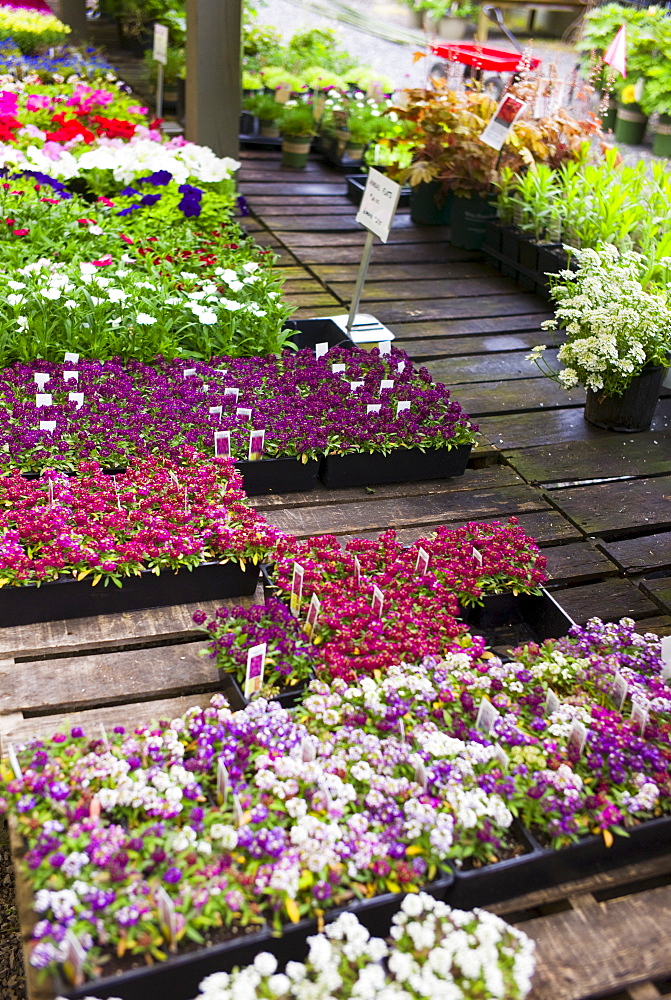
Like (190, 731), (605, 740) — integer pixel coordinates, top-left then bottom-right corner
(475, 697), (500, 735)
(290, 562), (304, 618)
(214, 430), (231, 458)
(331, 363), (346, 374)
(399, 717), (406, 743)
(350, 381), (364, 392)
(248, 429), (265, 462)
(304, 593), (321, 638)
(183, 368), (197, 378)
(236, 407), (252, 420)
(545, 689), (560, 716)
(39, 420), (56, 433)
(378, 341), (391, 355)
(64, 352), (80, 365)
(371, 584), (384, 618)
(35, 393), (52, 407)
(63, 370), (79, 383)
(223, 387), (240, 403)
(479, 94), (526, 150)
(367, 403), (381, 414)
(631, 701), (649, 737)
(301, 738), (316, 762)
(415, 547), (429, 576)
(661, 636), (671, 680)
(472, 546), (483, 566)
(209, 405), (222, 419)
(315, 342), (329, 359)
(7, 742), (22, 780)
(244, 642), (266, 699)
(156, 886), (178, 950)
(217, 759), (229, 804)
(379, 379), (394, 392)
(493, 744), (509, 770)
(396, 401), (411, 417)
(397, 360), (406, 373)
(353, 554), (361, 585)
(232, 792), (244, 827)
(34, 372), (50, 390)
(612, 672), (628, 712)
(567, 719), (588, 758)
(68, 392), (84, 409)
(63, 929), (86, 987)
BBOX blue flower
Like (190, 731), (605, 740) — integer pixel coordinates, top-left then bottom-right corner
(140, 193), (162, 207)
(138, 170), (173, 186)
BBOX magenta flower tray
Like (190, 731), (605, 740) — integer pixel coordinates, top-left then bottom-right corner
(56, 870), (455, 1000)
(236, 457), (319, 496)
(319, 443), (471, 488)
(0, 560), (260, 627)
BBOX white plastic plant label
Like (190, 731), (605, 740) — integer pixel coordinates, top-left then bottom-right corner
(353, 554), (361, 585)
(332, 363), (346, 374)
(305, 593), (321, 638)
(475, 697), (500, 734)
(545, 689), (560, 716)
(153, 21), (169, 64)
(7, 742), (21, 780)
(244, 642), (266, 699)
(493, 744), (509, 770)
(301, 738), (316, 762)
(156, 886), (178, 949)
(64, 352), (79, 364)
(224, 387), (240, 403)
(315, 342), (329, 359)
(34, 372), (50, 390)
(36, 393), (52, 407)
(567, 719), (588, 758)
(612, 672), (628, 711)
(248, 429), (265, 462)
(397, 360), (406, 373)
(371, 584), (384, 618)
(631, 701), (649, 737)
(350, 381), (364, 392)
(39, 421), (56, 433)
(380, 379), (394, 391)
(232, 792), (244, 827)
(472, 546), (483, 566)
(290, 562), (304, 618)
(183, 368), (197, 378)
(209, 405), (223, 419)
(355, 168), (401, 243)
(63, 929), (86, 986)
(415, 547), (430, 576)
(479, 94), (526, 150)
(412, 754), (428, 790)
(68, 392), (84, 410)
(367, 403), (381, 414)
(661, 636), (671, 679)
(396, 401), (411, 417)
(236, 407), (252, 421)
(63, 370), (79, 383)
(217, 759), (229, 804)
(378, 340), (392, 355)
(214, 430), (231, 458)
(399, 717), (406, 743)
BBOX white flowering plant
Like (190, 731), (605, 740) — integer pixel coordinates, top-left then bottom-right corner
(196, 894), (535, 999)
(528, 244), (671, 396)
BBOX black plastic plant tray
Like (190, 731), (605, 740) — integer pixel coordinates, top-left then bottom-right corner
(345, 174), (411, 208)
(56, 870), (454, 1000)
(218, 667), (312, 711)
(459, 587), (575, 651)
(445, 821), (544, 909)
(283, 317), (355, 352)
(319, 444), (472, 488)
(0, 561), (260, 627)
(236, 457), (319, 496)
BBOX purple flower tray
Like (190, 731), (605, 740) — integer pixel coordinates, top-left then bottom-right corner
(218, 668), (312, 711)
(445, 815), (671, 910)
(0, 561), (260, 627)
(319, 444), (471, 488)
(235, 457), (319, 496)
(459, 587), (574, 649)
(56, 871), (455, 1000)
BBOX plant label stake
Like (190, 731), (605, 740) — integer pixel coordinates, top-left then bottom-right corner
(209, 405), (223, 419)
(39, 421), (56, 434)
(89, 796), (101, 821)
(248, 429), (265, 462)
(183, 368), (197, 378)
(63, 370), (79, 383)
(244, 642), (266, 699)
(379, 379), (394, 392)
(301, 738), (316, 762)
(353, 554), (361, 586)
(412, 754), (429, 790)
(493, 744), (509, 770)
(661, 636), (671, 680)
(612, 672), (628, 712)
(69, 392), (84, 410)
(47, 479), (54, 508)
(567, 719), (588, 758)
(472, 546), (483, 566)
(367, 403), (381, 414)
(545, 689), (560, 716)
(232, 793), (244, 827)
(214, 430), (231, 458)
(315, 342), (329, 359)
(156, 886), (178, 952)
(415, 547), (430, 576)
(378, 340), (391, 355)
(215, 369), (228, 376)
(34, 373), (50, 390)
(224, 387), (240, 404)
(7, 742), (21, 780)
(399, 717), (406, 743)
(328, 169), (399, 345)
(475, 697), (500, 735)
(153, 22), (169, 119)
(64, 352), (80, 364)
(317, 777), (332, 811)
(371, 584), (384, 618)
(217, 759), (229, 805)
(99, 723), (110, 751)
(397, 360), (406, 373)
(113, 476), (122, 511)
(631, 701), (649, 737)
(480, 95), (526, 150)
(331, 363), (346, 374)
(36, 393), (52, 407)
(396, 401), (411, 417)
(64, 930), (86, 986)
(350, 381), (363, 392)
(236, 407), (252, 421)
(290, 562), (304, 618)
(305, 593), (321, 638)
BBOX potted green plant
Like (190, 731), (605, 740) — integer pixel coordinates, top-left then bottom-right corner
(142, 45), (185, 107)
(420, 0), (477, 39)
(243, 91), (284, 137)
(528, 244), (671, 431)
(320, 94), (395, 167)
(278, 99), (316, 168)
(639, 18), (671, 156)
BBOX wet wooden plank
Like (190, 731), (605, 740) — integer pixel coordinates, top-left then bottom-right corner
(551, 476), (671, 539)
(259, 203), (356, 216)
(260, 214), (418, 232)
(505, 432), (671, 485)
(0, 643), (217, 716)
(312, 261), (492, 282)
(450, 378), (585, 417)
(524, 883), (671, 1000)
(364, 295), (551, 325)
(551, 578), (661, 624)
(283, 291), (343, 308)
(328, 276), (523, 303)
(600, 532), (671, 574)
(296, 243), (480, 264)
(277, 229), (456, 247)
(639, 577), (671, 616)
(242, 182), (348, 197)
(260, 485), (551, 538)
(390, 316), (554, 341)
(630, 615), (671, 637)
(397, 330), (556, 359)
(428, 350), (558, 386)
(543, 542), (619, 585)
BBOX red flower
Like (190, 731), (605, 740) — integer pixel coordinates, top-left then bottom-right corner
(118, 233), (133, 244)
(91, 254), (113, 266)
(93, 116), (137, 140)
(45, 114), (96, 144)
(96, 197), (115, 208)
(0, 115), (20, 142)
(12, 229), (29, 236)
(40, 198), (59, 205)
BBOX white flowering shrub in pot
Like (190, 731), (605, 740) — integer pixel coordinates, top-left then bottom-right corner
(528, 244), (671, 432)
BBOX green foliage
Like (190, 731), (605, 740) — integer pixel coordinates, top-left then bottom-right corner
(278, 100), (316, 138)
(284, 28), (357, 76)
(243, 91), (284, 122)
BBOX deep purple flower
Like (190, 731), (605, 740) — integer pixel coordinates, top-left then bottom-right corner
(163, 867), (182, 884)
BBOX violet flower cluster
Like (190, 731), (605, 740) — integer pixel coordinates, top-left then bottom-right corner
(0, 348), (475, 472)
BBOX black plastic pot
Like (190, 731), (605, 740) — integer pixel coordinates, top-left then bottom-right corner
(446, 822), (543, 909)
(345, 174), (412, 208)
(536, 244), (568, 298)
(500, 226), (522, 280)
(459, 587), (574, 649)
(0, 561), (260, 628)
(482, 220), (505, 271)
(56, 870), (454, 1000)
(584, 366), (668, 433)
(218, 667), (312, 711)
(449, 195), (497, 250)
(319, 444), (472, 489)
(283, 318), (354, 353)
(235, 457), (319, 496)
(410, 181), (452, 226)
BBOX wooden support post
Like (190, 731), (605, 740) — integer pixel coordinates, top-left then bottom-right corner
(185, 0), (241, 159)
(59, 0), (88, 44)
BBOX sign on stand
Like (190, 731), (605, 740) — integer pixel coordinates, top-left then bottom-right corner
(328, 168), (401, 346)
(153, 23), (169, 120)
